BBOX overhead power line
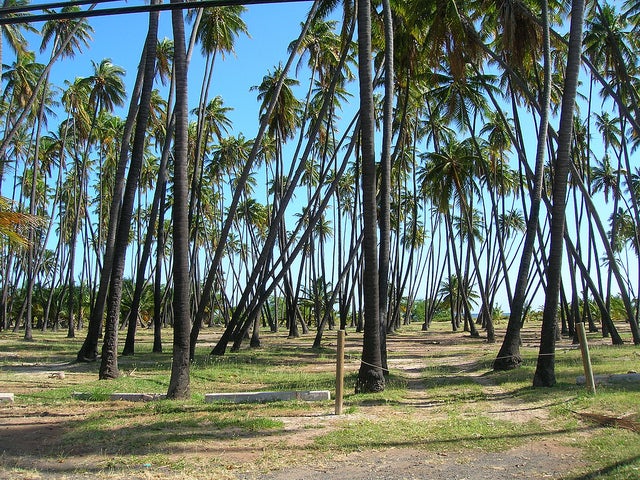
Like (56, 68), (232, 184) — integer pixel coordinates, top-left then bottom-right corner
(0, 0), (311, 25)
(0, 0), (121, 16)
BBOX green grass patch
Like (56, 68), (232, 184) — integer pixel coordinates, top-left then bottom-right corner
(57, 401), (285, 456)
(313, 414), (548, 453)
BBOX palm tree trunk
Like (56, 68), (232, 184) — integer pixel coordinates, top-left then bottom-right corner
(494, 0), (552, 370)
(377, 0), (393, 374)
(166, 0), (191, 399)
(533, 0), (586, 388)
(355, 0), (384, 394)
(99, 6), (158, 379)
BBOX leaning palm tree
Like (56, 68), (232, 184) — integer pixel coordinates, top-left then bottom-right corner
(99, 7), (159, 380)
(533, 0), (586, 388)
(493, 0), (553, 371)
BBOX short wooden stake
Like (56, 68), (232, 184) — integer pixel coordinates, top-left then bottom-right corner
(576, 321), (596, 395)
(335, 329), (346, 415)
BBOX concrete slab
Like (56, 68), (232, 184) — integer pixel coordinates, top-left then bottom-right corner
(577, 373), (640, 386)
(205, 390), (331, 404)
(0, 393), (14, 403)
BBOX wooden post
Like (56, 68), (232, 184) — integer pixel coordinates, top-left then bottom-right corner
(335, 329), (346, 415)
(576, 321), (596, 395)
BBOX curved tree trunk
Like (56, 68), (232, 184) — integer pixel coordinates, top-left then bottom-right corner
(494, 0), (552, 370)
(533, 0), (585, 388)
(99, 5), (158, 379)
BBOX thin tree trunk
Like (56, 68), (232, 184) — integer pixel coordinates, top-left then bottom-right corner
(377, 0), (393, 375)
(533, 0), (585, 388)
(355, 0), (384, 394)
(167, 0), (191, 399)
(494, 0), (552, 370)
(99, 6), (158, 379)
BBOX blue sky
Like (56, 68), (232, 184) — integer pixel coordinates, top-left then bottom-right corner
(35, 1), (316, 138)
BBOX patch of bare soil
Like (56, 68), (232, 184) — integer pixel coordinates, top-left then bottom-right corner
(0, 327), (594, 479)
(238, 444), (580, 480)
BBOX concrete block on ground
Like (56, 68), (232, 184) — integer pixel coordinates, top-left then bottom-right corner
(577, 373), (640, 386)
(205, 390), (331, 404)
(0, 393), (14, 403)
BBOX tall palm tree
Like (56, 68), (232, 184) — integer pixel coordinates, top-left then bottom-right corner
(100, 6), (159, 380)
(167, 0), (191, 399)
(494, 0), (553, 371)
(533, 0), (586, 388)
(187, 6), (247, 297)
(355, 0), (384, 394)
(0, 0), (35, 86)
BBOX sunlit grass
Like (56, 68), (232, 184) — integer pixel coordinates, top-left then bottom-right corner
(313, 414), (551, 453)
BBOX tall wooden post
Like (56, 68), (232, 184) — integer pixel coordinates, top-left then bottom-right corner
(335, 329), (346, 415)
(576, 321), (596, 395)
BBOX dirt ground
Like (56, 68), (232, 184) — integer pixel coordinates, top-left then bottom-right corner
(0, 326), (621, 479)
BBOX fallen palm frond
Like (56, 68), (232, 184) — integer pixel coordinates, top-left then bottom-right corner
(578, 412), (640, 433)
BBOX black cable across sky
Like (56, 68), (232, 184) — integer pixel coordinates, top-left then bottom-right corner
(0, 0), (121, 16)
(0, 0), (312, 25)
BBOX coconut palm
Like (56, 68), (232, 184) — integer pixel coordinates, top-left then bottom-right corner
(40, 6), (93, 60)
(99, 9), (159, 380)
(79, 59), (126, 122)
(167, 0), (191, 399)
(355, 0), (384, 394)
(494, 0), (554, 371)
(534, 0), (586, 388)
(0, 0), (36, 83)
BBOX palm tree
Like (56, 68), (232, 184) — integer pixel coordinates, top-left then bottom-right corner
(187, 6), (247, 297)
(493, 0), (553, 371)
(533, 0), (586, 388)
(0, 0), (36, 86)
(167, 0), (191, 399)
(40, 6), (93, 60)
(0, 196), (42, 246)
(154, 38), (174, 87)
(79, 59), (126, 121)
(99, 7), (158, 380)
(584, 3), (640, 127)
(252, 65), (301, 333)
(355, 0), (384, 394)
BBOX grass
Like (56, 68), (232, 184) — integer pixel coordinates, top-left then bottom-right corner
(1, 322), (640, 479)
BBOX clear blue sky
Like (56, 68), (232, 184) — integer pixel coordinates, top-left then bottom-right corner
(34, 1), (315, 137)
